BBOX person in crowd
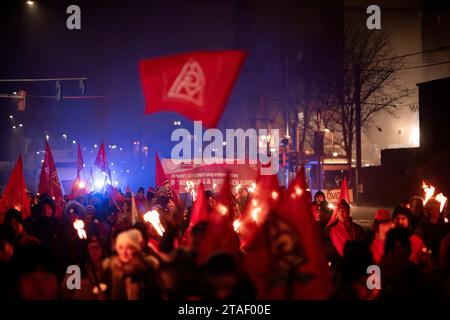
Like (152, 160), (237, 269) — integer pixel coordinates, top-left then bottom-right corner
(408, 196), (425, 232)
(392, 206), (427, 265)
(13, 243), (61, 300)
(380, 228), (426, 299)
(0, 226), (16, 300)
(313, 191), (332, 218)
(312, 203), (330, 232)
(62, 236), (107, 300)
(236, 187), (250, 213)
(327, 200), (365, 257)
(24, 196), (76, 277)
(3, 209), (39, 248)
(135, 187), (149, 215)
(334, 240), (378, 300)
(202, 253), (256, 300)
(416, 199), (450, 265)
(370, 209), (394, 265)
(205, 190), (216, 214)
(101, 228), (162, 300)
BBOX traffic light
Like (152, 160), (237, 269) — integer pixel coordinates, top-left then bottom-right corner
(79, 79), (86, 95)
(17, 90), (26, 111)
(56, 80), (62, 101)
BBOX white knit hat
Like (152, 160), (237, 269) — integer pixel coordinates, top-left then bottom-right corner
(115, 229), (143, 251)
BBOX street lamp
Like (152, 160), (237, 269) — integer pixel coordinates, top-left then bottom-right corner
(26, 1), (35, 6)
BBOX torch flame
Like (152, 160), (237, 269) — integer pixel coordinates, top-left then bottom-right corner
(295, 186), (303, 196)
(143, 210), (165, 237)
(271, 191), (279, 201)
(73, 219), (87, 239)
(435, 193), (448, 213)
(251, 207), (262, 224)
(422, 181), (436, 205)
(78, 180), (86, 189)
(233, 219), (241, 232)
(217, 204), (228, 216)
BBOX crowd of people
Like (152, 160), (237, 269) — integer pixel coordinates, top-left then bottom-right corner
(1, 179), (450, 300)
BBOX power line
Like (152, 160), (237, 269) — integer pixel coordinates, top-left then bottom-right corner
(374, 44), (450, 62)
(395, 60), (450, 71)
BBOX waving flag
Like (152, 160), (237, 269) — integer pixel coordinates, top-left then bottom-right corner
(327, 176), (350, 227)
(139, 50), (247, 128)
(95, 142), (112, 184)
(244, 167), (332, 299)
(39, 140), (64, 217)
(0, 155), (30, 223)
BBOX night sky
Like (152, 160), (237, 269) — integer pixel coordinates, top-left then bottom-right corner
(0, 0), (342, 189)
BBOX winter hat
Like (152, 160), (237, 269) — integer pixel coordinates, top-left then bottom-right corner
(374, 209), (391, 222)
(392, 206), (412, 221)
(115, 229), (143, 251)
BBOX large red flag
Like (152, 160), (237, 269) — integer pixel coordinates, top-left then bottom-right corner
(139, 50), (247, 128)
(244, 167), (333, 299)
(76, 143), (84, 177)
(0, 155), (30, 223)
(196, 173), (240, 265)
(39, 140), (64, 217)
(155, 153), (168, 188)
(326, 176), (350, 227)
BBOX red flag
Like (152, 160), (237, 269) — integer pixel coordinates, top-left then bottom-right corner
(94, 142), (112, 183)
(106, 184), (125, 207)
(181, 183), (208, 246)
(39, 140), (64, 217)
(76, 143), (84, 177)
(0, 155), (30, 223)
(244, 167), (332, 299)
(239, 173), (280, 249)
(70, 176), (87, 200)
(155, 153), (168, 188)
(139, 50), (247, 128)
(196, 174), (240, 265)
(327, 176), (350, 227)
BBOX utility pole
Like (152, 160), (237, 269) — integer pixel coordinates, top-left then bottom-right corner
(354, 65), (362, 205)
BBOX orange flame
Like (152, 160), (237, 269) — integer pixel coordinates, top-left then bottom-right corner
(422, 181), (435, 205)
(73, 219), (87, 239)
(143, 210), (165, 237)
(435, 193), (448, 213)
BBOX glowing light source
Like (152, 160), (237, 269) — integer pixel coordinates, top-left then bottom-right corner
(422, 181), (435, 205)
(248, 182), (256, 193)
(94, 144), (98, 148)
(27, 1), (35, 5)
(9, 115), (13, 119)
(143, 210), (165, 237)
(295, 186), (302, 196)
(235, 184), (241, 194)
(19, 124), (23, 127)
(72, 140), (76, 144)
(271, 191), (279, 200)
(45, 134), (49, 140)
(251, 207), (262, 223)
(73, 219), (87, 239)
(217, 204), (228, 216)
(332, 152), (338, 157)
(62, 134), (67, 139)
(77, 181), (86, 189)
(435, 193), (448, 213)
(233, 219), (241, 232)
(12, 126), (16, 129)
(328, 203), (335, 209)
(94, 179), (105, 190)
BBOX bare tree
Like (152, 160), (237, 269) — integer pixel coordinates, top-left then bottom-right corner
(322, 23), (410, 163)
